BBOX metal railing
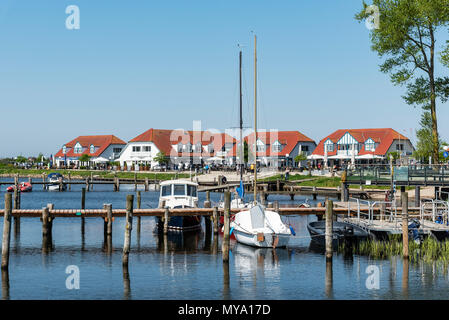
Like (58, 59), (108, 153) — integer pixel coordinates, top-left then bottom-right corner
(345, 164), (449, 185)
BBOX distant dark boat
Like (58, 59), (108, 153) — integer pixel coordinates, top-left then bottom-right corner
(307, 221), (370, 247)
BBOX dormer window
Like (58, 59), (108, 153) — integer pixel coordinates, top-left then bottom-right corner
(272, 140), (283, 152)
(90, 144), (95, 154)
(365, 138), (376, 152)
(324, 139), (334, 152)
(62, 145), (67, 154)
(74, 142), (83, 154)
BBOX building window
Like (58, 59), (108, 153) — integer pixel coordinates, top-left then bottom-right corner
(143, 146), (151, 152)
(90, 145), (95, 154)
(113, 148), (122, 153)
(62, 145), (67, 154)
(132, 146), (141, 152)
(302, 146), (309, 152)
(74, 144), (83, 154)
(396, 144), (404, 151)
(324, 142), (333, 152)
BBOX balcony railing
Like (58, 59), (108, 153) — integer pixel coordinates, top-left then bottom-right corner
(345, 164), (449, 185)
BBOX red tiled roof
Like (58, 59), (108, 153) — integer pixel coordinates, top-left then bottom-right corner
(55, 135), (126, 158)
(228, 130), (316, 157)
(312, 128), (411, 156)
(129, 129), (236, 157)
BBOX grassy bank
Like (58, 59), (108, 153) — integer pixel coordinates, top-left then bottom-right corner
(0, 166), (190, 180)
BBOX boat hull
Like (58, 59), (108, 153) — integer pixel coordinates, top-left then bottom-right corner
(156, 215), (202, 232)
(232, 229), (290, 248)
(307, 221), (369, 247)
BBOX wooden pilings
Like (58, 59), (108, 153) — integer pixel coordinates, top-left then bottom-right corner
(41, 207), (52, 250)
(204, 192), (212, 236)
(402, 191), (409, 259)
(415, 186), (421, 208)
(13, 188), (20, 233)
(325, 199), (333, 261)
(163, 208), (169, 234)
(122, 195), (134, 267)
(213, 207), (219, 234)
(1, 194), (12, 270)
(222, 191), (231, 263)
(136, 191), (141, 234)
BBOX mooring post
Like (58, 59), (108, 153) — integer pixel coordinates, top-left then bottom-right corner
(90, 172), (93, 191)
(122, 194), (134, 267)
(85, 177), (89, 192)
(222, 191), (231, 263)
(13, 188), (20, 232)
(81, 187), (86, 230)
(1, 194), (12, 270)
(325, 199), (333, 261)
(46, 204), (54, 236)
(204, 194), (212, 237)
(41, 206), (51, 249)
(68, 173), (71, 191)
(213, 207), (219, 234)
(136, 191), (141, 234)
(415, 186), (420, 208)
(59, 177), (63, 192)
(116, 178), (120, 192)
(134, 173), (137, 191)
(145, 177), (149, 192)
(106, 204), (113, 236)
(401, 191), (409, 259)
(163, 207), (169, 235)
(42, 173), (46, 190)
(274, 200), (279, 214)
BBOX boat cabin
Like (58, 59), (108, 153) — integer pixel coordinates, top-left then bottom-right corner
(159, 180), (198, 209)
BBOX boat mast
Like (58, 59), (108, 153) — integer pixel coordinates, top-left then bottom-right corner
(253, 35), (257, 204)
(239, 50), (243, 183)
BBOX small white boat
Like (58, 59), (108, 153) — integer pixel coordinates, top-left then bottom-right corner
(157, 179), (201, 232)
(230, 204), (292, 248)
(47, 172), (66, 191)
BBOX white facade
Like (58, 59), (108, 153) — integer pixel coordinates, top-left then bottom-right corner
(118, 141), (161, 167)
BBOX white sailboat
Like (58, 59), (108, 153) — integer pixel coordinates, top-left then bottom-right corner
(230, 35), (293, 248)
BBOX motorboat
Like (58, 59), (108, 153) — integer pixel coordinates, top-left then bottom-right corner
(307, 220), (370, 247)
(157, 179), (201, 232)
(47, 172), (66, 191)
(230, 204), (293, 248)
(6, 182), (32, 192)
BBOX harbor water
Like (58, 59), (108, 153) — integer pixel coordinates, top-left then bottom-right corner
(1, 179), (449, 300)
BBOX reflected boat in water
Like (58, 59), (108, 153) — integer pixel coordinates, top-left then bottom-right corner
(231, 242), (292, 275)
(156, 230), (204, 252)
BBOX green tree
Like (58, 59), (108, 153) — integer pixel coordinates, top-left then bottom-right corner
(154, 152), (168, 165)
(78, 154), (91, 166)
(15, 156), (27, 163)
(294, 152), (307, 164)
(356, 0), (449, 164)
(413, 112), (448, 163)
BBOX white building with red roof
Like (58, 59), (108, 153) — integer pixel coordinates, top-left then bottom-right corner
(118, 128), (236, 168)
(55, 135), (127, 168)
(309, 128), (414, 166)
(228, 130), (316, 168)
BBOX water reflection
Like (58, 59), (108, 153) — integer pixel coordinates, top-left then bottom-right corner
(156, 231), (203, 252)
(231, 243), (291, 281)
(1, 269), (9, 300)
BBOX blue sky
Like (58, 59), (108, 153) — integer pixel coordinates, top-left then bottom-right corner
(0, 0), (448, 157)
